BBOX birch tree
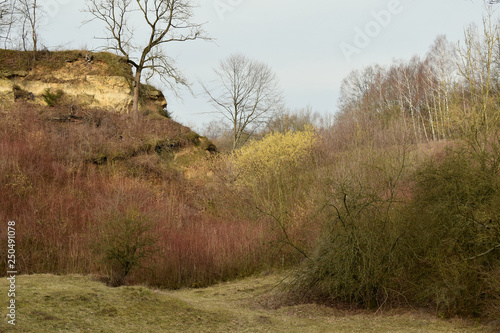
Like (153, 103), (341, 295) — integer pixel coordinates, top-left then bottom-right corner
(457, 8), (499, 136)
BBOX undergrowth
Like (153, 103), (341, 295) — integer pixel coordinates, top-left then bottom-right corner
(0, 104), (286, 289)
(1, 101), (499, 323)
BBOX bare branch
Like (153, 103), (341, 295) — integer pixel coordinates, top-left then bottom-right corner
(467, 243), (500, 260)
(201, 54), (285, 150)
(83, 0), (209, 120)
(0, 0), (15, 45)
(16, 0), (43, 53)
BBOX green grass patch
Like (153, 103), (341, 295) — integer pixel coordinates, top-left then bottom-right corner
(0, 274), (493, 332)
(0, 274), (234, 332)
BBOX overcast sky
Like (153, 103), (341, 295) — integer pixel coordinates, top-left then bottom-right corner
(40, 0), (487, 130)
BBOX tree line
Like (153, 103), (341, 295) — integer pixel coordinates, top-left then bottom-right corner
(4, 1), (500, 152)
(337, 7), (500, 147)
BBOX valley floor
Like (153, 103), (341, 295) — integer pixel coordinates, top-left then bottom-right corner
(0, 273), (495, 332)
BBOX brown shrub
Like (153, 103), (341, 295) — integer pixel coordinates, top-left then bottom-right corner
(0, 104), (283, 287)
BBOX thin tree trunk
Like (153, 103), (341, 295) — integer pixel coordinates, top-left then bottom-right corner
(425, 95), (436, 141)
(132, 70), (141, 121)
(232, 105), (238, 151)
(420, 109), (429, 142)
(31, 0), (36, 54)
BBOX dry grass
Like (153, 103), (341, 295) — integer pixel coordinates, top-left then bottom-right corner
(0, 273), (494, 332)
(0, 49), (131, 77)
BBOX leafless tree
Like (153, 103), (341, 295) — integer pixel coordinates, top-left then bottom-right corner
(84, 0), (208, 121)
(16, 0), (43, 54)
(425, 35), (458, 139)
(457, 8), (500, 136)
(202, 54), (284, 150)
(0, 0), (15, 46)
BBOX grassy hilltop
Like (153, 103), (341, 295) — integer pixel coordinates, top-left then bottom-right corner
(0, 49), (131, 76)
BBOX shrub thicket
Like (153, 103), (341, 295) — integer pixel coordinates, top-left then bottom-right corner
(290, 137), (500, 319)
(289, 141), (413, 308)
(400, 143), (500, 317)
(93, 207), (158, 287)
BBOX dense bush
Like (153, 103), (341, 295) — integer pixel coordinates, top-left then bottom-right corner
(400, 144), (500, 317)
(93, 206), (158, 287)
(290, 143), (413, 308)
(233, 128), (319, 258)
(290, 138), (500, 319)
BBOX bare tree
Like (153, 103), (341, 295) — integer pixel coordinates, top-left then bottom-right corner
(16, 0), (43, 54)
(84, 0), (208, 121)
(0, 0), (14, 46)
(202, 54), (284, 150)
(457, 8), (499, 136)
(425, 35), (458, 140)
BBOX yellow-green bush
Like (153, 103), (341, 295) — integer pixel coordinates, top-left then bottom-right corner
(291, 138), (500, 319)
(234, 127), (317, 189)
(399, 144), (500, 317)
(231, 128), (319, 258)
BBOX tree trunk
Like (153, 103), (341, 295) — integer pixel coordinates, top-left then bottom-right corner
(132, 70), (142, 121)
(31, 0), (37, 60)
(232, 105), (238, 151)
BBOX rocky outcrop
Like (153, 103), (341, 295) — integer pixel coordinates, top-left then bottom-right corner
(0, 50), (167, 113)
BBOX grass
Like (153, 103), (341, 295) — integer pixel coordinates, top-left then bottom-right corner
(0, 274), (493, 332)
(0, 274), (233, 332)
(0, 49), (131, 77)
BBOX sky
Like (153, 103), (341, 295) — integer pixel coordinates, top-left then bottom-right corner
(39, 0), (488, 130)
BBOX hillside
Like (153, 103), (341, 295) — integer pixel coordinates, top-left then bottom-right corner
(0, 274), (493, 333)
(0, 75), (230, 290)
(2, 40), (500, 328)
